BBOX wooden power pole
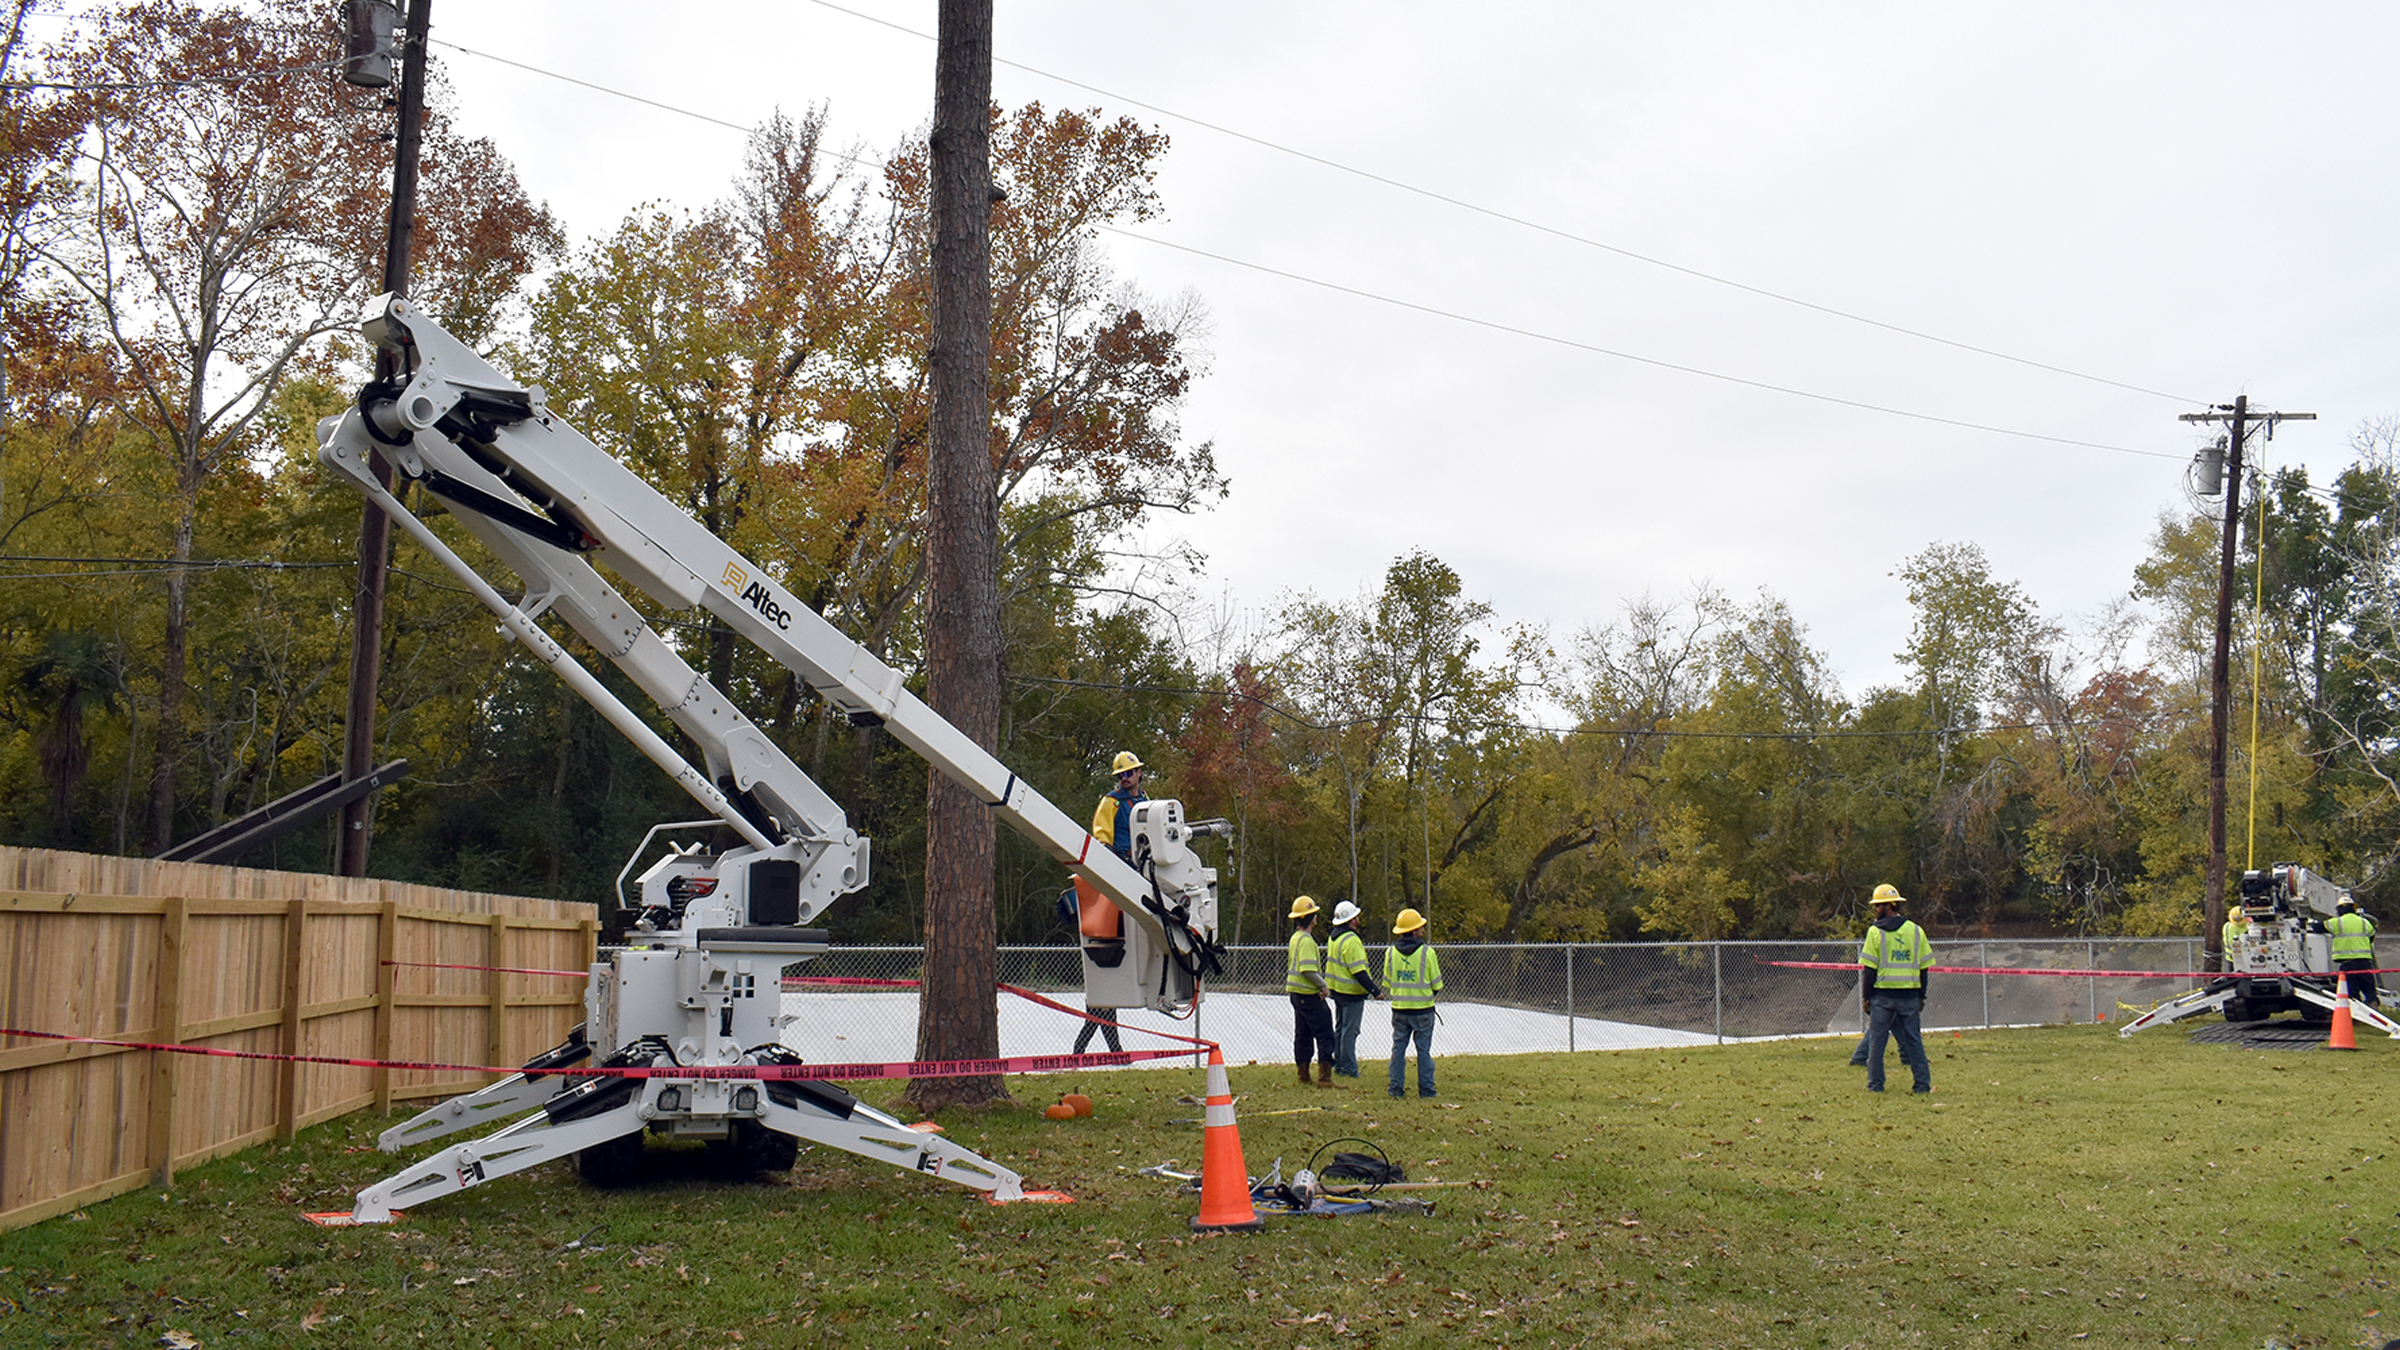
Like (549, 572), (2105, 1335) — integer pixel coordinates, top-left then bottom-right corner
(338, 0), (430, 877)
(2179, 396), (2312, 968)
(913, 0), (1002, 1108)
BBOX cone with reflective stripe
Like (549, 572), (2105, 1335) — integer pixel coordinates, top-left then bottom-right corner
(2328, 971), (2359, 1051)
(1189, 1047), (1264, 1232)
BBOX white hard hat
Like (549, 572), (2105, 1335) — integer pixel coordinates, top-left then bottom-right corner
(1332, 900), (1361, 925)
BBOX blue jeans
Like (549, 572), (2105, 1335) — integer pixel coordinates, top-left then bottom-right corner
(1332, 994), (1367, 1076)
(1864, 992), (1929, 1093)
(1388, 1008), (1436, 1096)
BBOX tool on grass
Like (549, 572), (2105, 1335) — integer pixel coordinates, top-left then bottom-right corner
(1168, 1104), (1325, 1125)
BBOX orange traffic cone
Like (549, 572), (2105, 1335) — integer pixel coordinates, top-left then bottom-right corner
(2328, 971), (2359, 1052)
(1189, 1047), (1264, 1232)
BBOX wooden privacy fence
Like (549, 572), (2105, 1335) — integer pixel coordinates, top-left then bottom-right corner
(0, 847), (597, 1232)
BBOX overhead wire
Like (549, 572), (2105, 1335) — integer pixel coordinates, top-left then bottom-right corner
(1010, 671), (2150, 744)
(1104, 227), (2181, 461)
(0, 52), (353, 94)
(0, 554), (355, 579)
(0, 550), (2162, 745)
(416, 39), (2180, 464)
(802, 0), (2204, 407)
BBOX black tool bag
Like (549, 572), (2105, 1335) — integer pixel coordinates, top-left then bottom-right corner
(1321, 1152), (1406, 1185)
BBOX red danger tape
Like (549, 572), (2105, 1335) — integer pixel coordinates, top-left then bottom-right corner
(1761, 959), (2400, 979)
(998, 981), (1214, 1052)
(0, 1027), (1203, 1082)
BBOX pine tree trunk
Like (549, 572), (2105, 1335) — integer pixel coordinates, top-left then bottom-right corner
(911, 0), (1002, 1111)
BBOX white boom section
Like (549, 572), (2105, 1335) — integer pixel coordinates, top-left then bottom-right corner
(316, 296), (1217, 1007)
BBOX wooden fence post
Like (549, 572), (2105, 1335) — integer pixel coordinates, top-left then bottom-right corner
(374, 899), (397, 1112)
(486, 912), (510, 1073)
(278, 897), (306, 1141)
(150, 895), (186, 1187)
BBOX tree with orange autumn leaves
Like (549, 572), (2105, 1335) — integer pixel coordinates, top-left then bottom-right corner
(527, 101), (1221, 826)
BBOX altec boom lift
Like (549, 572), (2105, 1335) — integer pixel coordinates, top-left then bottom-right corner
(319, 296), (1228, 1222)
(2119, 862), (2397, 1038)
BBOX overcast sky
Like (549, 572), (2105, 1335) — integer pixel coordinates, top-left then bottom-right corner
(164, 4), (2400, 695)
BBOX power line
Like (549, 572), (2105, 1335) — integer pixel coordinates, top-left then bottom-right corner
(429, 37), (889, 177)
(1106, 228), (2182, 461)
(426, 35), (2182, 463)
(1, 54), (352, 94)
(428, 38), (753, 134)
(803, 0), (2202, 407)
(0, 555), (355, 580)
(412, 40), (2176, 464)
(1010, 672), (2152, 743)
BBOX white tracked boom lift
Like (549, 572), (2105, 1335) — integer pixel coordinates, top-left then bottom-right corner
(319, 296), (1229, 1222)
(2119, 862), (2397, 1038)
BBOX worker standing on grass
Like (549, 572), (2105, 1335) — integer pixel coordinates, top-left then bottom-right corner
(2330, 894), (2379, 1009)
(1858, 883), (1933, 1095)
(1384, 908), (1443, 1099)
(2220, 903), (2249, 963)
(1287, 896), (1337, 1086)
(1324, 899), (1383, 1080)
(1091, 751), (1146, 863)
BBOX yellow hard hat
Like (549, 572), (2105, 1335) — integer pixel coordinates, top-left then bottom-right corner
(1870, 883), (1903, 906)
(1393, 907), (1427, 934)
(1288, 895), (1320, 920)
(1111, 751), (1144, 775)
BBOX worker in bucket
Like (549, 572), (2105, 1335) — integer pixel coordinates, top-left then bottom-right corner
(1286, 895), (1338, 1086)
(1324, 899), (1383, 1080)
(1067, 750), (1146, 1055)
(1091, 751), (1146, 863)
(2330, 893), (2379, 1009)
(1857, 883), (1933, 1094)
(1384, 907), (1443, 1098)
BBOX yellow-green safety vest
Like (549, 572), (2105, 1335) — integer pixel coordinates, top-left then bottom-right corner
(1325, 930), (1372, 996)
(2221, 917), (2245, 950)
(1860, 921), (1933, 990)
(1286, 931), (1325, 995)
(1383, 944), (1442, 1010)
(2330, 911), (2377, 962)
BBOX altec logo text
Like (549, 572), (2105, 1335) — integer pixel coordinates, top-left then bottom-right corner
(721, 563), (794, 631)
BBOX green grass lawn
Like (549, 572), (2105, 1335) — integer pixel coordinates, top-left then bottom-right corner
(2, 1024), (2393, 1348)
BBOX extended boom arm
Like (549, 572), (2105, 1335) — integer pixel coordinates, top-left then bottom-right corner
(316, 296), (1219, 1010)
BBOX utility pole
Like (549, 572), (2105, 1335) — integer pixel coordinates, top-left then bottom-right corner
(2179, 396), (2313, 970)
(338, 0), (431, 877)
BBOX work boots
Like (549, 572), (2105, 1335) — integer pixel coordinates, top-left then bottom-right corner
(1297, 1063), (1312, 1087)
(1316, 1063), (1333, 1087)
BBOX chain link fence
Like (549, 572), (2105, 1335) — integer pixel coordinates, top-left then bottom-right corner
(774, 938), (2206, 1069)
